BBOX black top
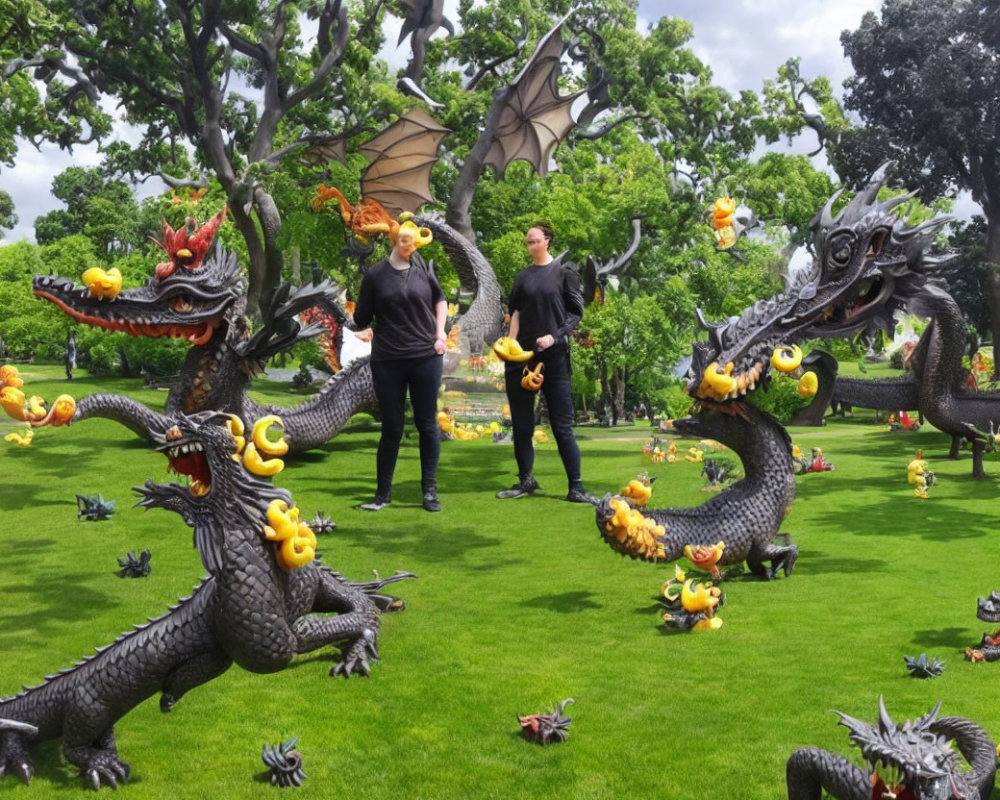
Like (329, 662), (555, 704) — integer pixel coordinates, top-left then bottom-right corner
(353, 257), (446, 361)
(508, 255), (585, 352)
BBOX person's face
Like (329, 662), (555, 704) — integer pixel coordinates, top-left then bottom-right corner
(525, 228), (550, 261)
(395, 231), (417, 261)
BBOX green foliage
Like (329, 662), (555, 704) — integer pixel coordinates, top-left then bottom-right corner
(0, 189), (15, 232)
(39, 234), (100, 278)
(5, 367), (1000, 799)
(650, 376), (694, 419)
(78, 331), (189, 379)
(0, 0), (110, 168)
(745, 374), (808, 422)
(756, 57), (849, 154)
(290, 338), (330, 375)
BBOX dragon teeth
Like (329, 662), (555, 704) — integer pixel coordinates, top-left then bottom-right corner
(166, 442), (204, 458)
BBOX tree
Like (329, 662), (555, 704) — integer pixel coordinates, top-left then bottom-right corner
(7, 0), (402, 318)
(0, 189), (15, 234)
(33, 166), (143, 257)
(836, 0), (1000, 368)
(0, 0), (109, 166)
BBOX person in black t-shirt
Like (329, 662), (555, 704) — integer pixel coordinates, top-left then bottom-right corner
(495, 224), (594, 504)
(353, 221), (448, 512)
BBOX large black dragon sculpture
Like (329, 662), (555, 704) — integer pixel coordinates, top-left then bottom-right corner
(0, 410), (409, 789)
(30, 208), (375, 452)
(833, 280), (1000, 478)
(786, 697), (996, 800)
(596, 164), (952, 576)
(28, 209), (504, 450)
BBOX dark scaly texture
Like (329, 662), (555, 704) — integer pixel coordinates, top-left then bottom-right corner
(417, 216), (505, 354)
(596, 402), (798, 578)
(786, 699), (996, 800)
(595, 165), (952, 578)
(0, 411), (386, 790)
(32, 245), (376, 454)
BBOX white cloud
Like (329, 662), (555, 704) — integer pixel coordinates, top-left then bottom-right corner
(636, 0), (881, 95)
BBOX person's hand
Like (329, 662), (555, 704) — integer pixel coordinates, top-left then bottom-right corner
(536, 334), (555, 351)
(355, 328), (373, 343)
(434, 332), (447, 355)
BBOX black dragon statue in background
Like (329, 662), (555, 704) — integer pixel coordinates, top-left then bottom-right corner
(597, 164), (952, 577)
(418, 216), (505, 355)
(802, 259), (1000, 478)
(30, 208), (376, 452)
(28, 208), (507, 450)
(786, 697), (996, 800)
(0, 410), (409, 789)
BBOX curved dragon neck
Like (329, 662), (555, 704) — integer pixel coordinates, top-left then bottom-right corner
(165, 322), (248, 417)
(241, 356), (376, 453)
(420, 217), (505, 353)
(911, 288), (972, 401)
(650, 404), (796, 561)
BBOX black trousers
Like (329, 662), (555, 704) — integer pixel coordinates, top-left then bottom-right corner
(503, 343), (582, 489)
(371, 354), (443, 500)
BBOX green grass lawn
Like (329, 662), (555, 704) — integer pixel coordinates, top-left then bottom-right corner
(3, 364), (1000, 798)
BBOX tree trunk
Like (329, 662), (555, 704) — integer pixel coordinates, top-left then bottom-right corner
(985, 214), (1000, 377)
(610, 365), (626, 423)
(445, 87), (512, 250)
(288, 246), (301, 285)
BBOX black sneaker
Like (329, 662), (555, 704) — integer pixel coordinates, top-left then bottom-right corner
(422, 492), (442, 512)
(495, 475), (540, 499)
(565, 487), (596, 504)
(356, 497), (390, 511)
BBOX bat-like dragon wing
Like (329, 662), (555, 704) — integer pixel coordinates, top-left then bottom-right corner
(483, 12), (586, 178)
(359, 109), (451, 214)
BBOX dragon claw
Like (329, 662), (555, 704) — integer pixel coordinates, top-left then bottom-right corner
(330, 630), (380, 678)
(12, 760), (33, 785)
(81, 753), (129, 790)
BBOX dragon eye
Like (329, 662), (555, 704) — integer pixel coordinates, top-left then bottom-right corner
(827, 232), (856, 270)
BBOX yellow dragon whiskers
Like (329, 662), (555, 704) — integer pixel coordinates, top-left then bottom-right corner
(33, 394), (76, 426)
(242, 442), (284, 476)
(251, 415), (289, 457)
(0, 364), (23, 388)
(81, 266), (123, 300)
(225, 415), (246, 461)
(263, 499), (317, 571)
(1, 386), (29, 421)
(771, 344), (803, 373)
(603, 498), (667, 560)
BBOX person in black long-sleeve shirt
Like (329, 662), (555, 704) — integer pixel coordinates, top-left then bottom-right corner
(353, 221), (448, 512)
(496, 224), (593, 503)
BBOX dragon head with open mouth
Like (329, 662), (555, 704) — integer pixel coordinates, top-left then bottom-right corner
(33, 208), (243, 347)
(689, 164), (952, 404)
(133, 410), (304, 575)
(834, 698), (982, 800)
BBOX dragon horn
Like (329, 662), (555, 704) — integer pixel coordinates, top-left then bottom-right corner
(881, 190), (918, 213)
(915, 699), (943, 729)
(877, 695), (894, 736)
(815, 188), (845, 230)
(695, 308), (727, 353)
(839, 162), (894, 221)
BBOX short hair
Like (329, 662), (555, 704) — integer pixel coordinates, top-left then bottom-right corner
(529, 223), (554, 243)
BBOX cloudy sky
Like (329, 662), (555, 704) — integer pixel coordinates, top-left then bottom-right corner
(1, 0), (883, 243)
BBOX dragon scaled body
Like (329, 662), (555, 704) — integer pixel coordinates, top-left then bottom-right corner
(29, 212), (375, 453)
(786, 697), (996, 800)
(596, 165), (952, 579)
(0, 411), (403, 789)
